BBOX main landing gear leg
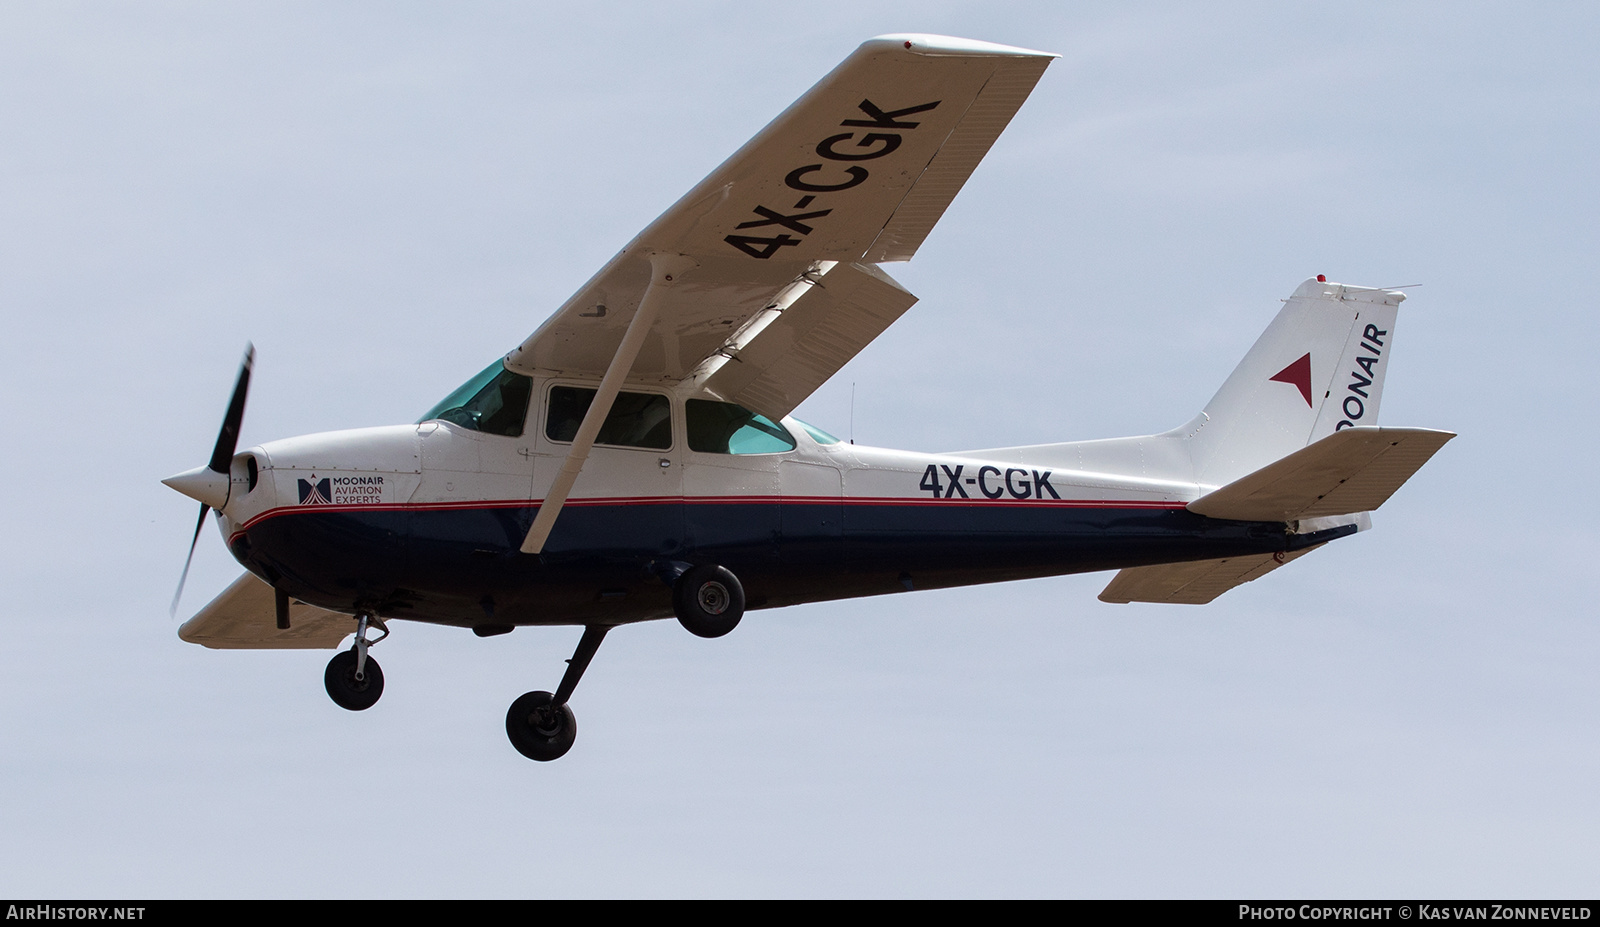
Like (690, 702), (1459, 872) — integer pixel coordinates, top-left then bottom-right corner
(505, 625), (609, 762)
(324, 612), (389, 711)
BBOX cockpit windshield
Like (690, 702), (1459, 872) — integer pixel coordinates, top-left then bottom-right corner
(793, 418), (841, 445)
(419, 361), (533, 437)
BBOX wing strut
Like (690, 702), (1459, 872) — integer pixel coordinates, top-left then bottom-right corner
(520, 254), (694, 554)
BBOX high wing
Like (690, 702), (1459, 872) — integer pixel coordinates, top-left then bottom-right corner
(504, 34), (1056, 418)
(179, 572), (353, 649)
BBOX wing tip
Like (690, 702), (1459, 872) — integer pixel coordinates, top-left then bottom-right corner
(863, 34), (1059, 59)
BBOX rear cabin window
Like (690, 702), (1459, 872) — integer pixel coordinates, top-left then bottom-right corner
(545, 387), (672, 450)
(686, 399), (796, 455)
(419, 362), (533, 437)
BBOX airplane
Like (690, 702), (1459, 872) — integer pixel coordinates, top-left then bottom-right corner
(163, 34), (1453, 762)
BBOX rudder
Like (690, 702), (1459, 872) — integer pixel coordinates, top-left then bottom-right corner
(1186, 278), (1405, 487)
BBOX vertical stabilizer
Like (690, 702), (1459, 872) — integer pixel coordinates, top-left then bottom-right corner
(1188, 278), (1405, 487)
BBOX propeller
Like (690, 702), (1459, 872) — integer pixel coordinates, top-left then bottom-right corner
(164, 344), (254, 616)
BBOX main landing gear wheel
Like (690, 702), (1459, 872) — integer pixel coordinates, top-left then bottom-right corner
(324, 648), (384, 711)
(505, 690), (577, 762)
(673, 564), (745, 638)
(503, 626), (606, 763)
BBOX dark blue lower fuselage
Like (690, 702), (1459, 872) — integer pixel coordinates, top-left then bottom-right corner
(229, 500), (1341, 628)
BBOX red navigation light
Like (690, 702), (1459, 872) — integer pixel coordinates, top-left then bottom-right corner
(1317, 274), (1326, 282)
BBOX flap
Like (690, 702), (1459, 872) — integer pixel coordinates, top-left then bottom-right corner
(694, 261), (918, 420)
(178, 573), (354, 650)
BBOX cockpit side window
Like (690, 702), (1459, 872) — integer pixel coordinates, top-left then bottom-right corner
(686, 399), (796, 455)
(419, 361), (534, 437)
(545, 386), (672, 450)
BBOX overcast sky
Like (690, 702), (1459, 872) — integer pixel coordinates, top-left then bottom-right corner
(2, 1), (1596, 898)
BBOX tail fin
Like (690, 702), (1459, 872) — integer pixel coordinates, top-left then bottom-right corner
(1186, 278), (1404, 487)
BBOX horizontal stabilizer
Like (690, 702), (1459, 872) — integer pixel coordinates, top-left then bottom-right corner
(179, 573), (353, 650)
(1098, 545), (1324, 605)
(1188, 426), (1454, 523)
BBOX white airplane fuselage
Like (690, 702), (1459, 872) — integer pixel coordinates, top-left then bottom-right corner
(214, 376), (1328, 632)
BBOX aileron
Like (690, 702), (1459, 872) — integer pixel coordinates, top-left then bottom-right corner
(864, 56), (1053, 262)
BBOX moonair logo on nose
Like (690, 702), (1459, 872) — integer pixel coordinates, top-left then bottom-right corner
(298, 477), (331, 505)
(298, 474), (385, 505)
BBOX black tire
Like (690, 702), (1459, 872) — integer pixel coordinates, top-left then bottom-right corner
(673, 564), (745, 639)
(505, 690), (577, 762)
(324, 648), (384, 711)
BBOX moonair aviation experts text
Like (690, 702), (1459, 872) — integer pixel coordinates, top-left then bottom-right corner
(1241, 908), (1592, 921)
(6, 908), (144, 920)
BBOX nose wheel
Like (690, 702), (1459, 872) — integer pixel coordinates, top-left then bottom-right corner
(324, 612), (388, 711)
(325, 648), (384, 710)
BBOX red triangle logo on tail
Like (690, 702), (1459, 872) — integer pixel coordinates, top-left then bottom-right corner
(1270, 353), (1313, 407)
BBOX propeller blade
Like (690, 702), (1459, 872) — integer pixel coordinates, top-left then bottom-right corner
(171, 342), (254, 617)
(171, 502), (211, 617)
(207, 343), (255, 475)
